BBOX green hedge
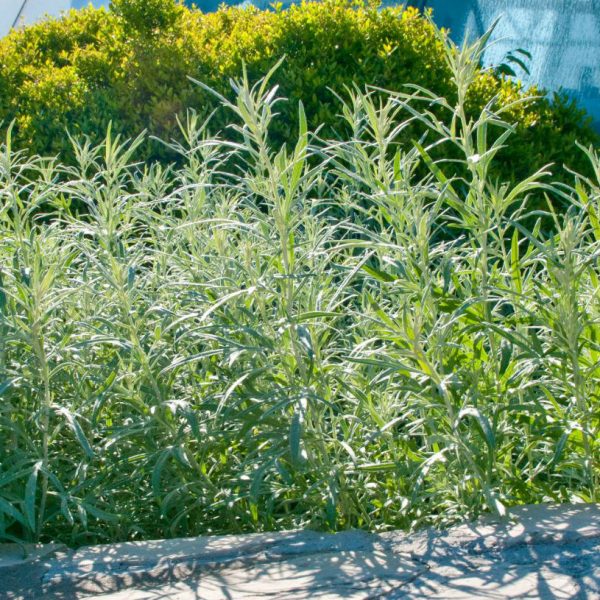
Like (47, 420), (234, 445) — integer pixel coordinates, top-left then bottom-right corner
(0, 0), (597, 182)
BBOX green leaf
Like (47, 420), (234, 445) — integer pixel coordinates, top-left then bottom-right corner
(57, 408), (94, 459)
(510, 229), (522, 294)
(362, 264), (395, 283)
(80, 502), (119, 524)
(0, 498), (27, 527)
(25, 462), (41, 534)
(289, 411), (303, 467)
(458, 408), (495, 452)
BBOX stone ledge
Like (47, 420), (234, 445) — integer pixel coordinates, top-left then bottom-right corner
(382, 502), (600, 557)
(1, 503), (599, 599)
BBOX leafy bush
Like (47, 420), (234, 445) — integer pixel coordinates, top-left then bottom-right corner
(0, 0), (597, 184)
(0, 43), (599, 546)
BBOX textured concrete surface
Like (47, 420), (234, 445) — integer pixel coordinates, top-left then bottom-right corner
(1, 504), (599, 599)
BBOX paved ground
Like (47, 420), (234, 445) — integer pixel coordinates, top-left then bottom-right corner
(1, 504), (599, 599)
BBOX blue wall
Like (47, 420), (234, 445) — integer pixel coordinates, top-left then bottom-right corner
(422, 0), (600, 128)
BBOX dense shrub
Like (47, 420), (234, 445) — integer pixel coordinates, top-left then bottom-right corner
(0, 51), (599, 546)
(0, 0), (597, 183)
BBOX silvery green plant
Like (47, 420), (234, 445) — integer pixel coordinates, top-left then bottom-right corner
(0, 32), (598, 546)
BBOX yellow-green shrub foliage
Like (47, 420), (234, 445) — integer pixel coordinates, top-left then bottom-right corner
(0, 0), (597, 182)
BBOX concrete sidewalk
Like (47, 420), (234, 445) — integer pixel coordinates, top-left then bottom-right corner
(1, 503), (599, 599)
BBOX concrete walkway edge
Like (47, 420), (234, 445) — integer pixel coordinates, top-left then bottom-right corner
(1, 503), (600, 599)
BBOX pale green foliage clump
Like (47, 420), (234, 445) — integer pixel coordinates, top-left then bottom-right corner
(0, 39), (599, 546)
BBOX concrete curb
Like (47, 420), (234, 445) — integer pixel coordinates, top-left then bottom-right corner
(1, 503), (599, 599)
(382, 502), (600, 556)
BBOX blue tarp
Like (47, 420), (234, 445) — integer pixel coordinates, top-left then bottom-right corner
(422, 0), (600, 127)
